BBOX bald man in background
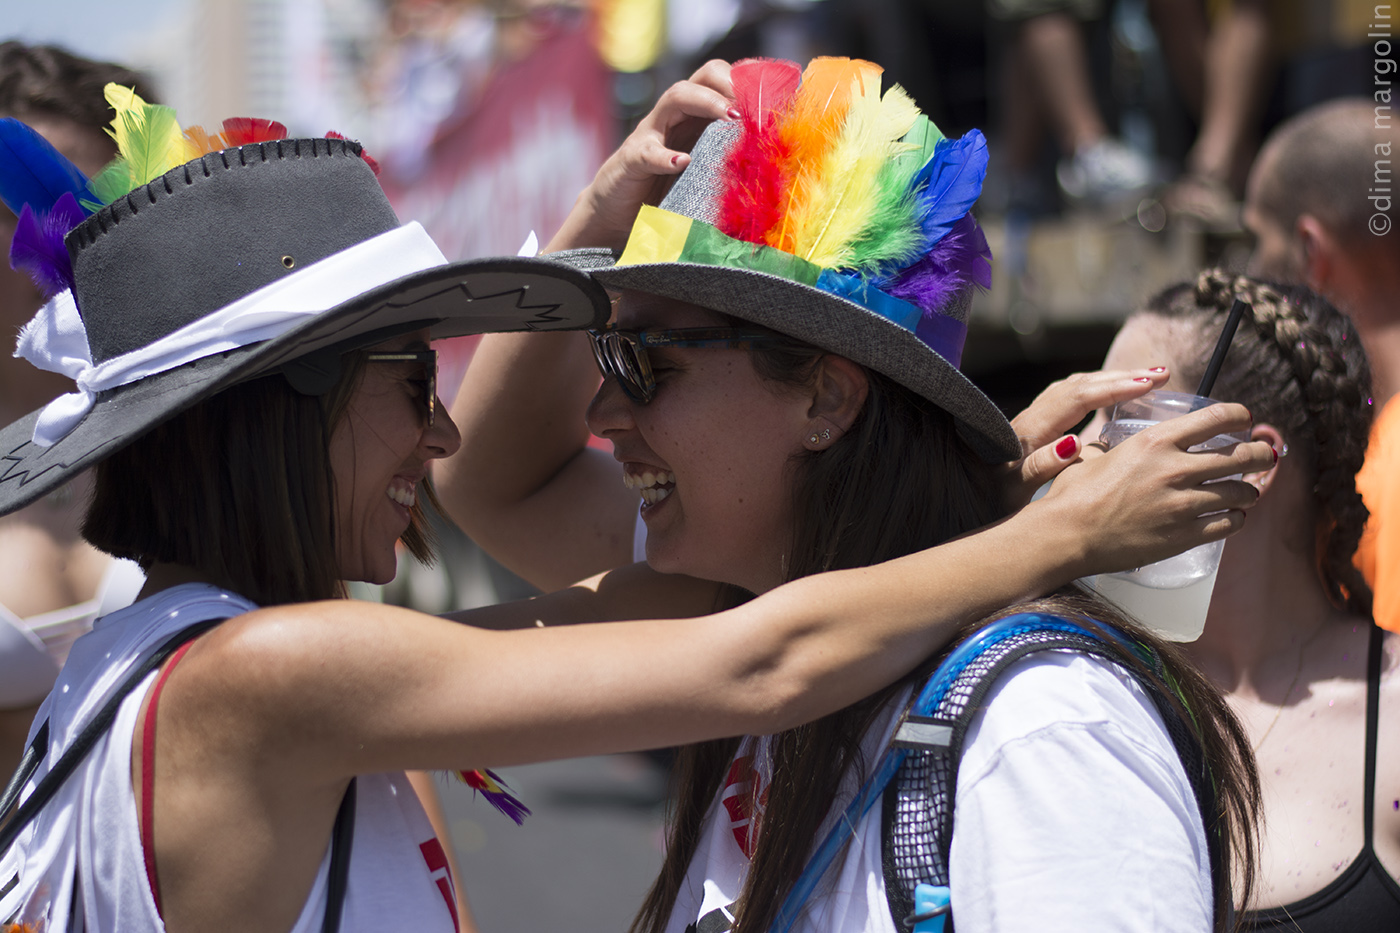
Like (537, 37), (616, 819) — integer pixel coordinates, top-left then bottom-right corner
(1242, 98), (1400, 630)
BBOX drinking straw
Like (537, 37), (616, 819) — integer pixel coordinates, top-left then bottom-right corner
(1195, 298), (1249, 396)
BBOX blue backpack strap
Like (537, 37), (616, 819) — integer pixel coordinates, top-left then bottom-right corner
(769, 613), (1127, 933)
(878, 614), (1220, 932)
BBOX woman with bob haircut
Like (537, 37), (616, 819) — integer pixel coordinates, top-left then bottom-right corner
(0, 80), (1269, 932)
(444, 59), (1272, 932)
(1087, 271), (1400, 929)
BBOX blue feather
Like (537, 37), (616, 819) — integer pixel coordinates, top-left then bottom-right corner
(0, 118), (93, 218)
(909, 129), (988, 247)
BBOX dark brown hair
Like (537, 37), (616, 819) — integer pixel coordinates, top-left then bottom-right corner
(0, 41), (159, 126)
(631, 334), (1258, 933)
(84, 354), (439, 606)
(1143, 269), (1374, 616)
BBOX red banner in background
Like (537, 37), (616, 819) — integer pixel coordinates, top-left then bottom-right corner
(382, 10), (614, 406)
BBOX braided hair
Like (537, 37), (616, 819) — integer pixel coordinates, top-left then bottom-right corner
(1143, 269), (1374, 616)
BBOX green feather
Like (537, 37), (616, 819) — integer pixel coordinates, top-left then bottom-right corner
(846, 114), (939, 269)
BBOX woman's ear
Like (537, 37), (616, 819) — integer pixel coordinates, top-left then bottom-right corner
(803, 355), (869, 448)
(1245, 423), (1285, 494)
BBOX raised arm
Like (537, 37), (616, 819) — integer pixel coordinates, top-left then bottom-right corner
(188, 403), (1272, 778)
(435, 65), (736, 590)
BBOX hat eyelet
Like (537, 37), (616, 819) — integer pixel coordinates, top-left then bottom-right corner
(281, 255), (296, 269)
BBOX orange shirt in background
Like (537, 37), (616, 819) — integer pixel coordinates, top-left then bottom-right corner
(1356, 397), (1400, 632)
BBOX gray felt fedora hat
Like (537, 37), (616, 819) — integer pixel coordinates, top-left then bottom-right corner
(0, 136), (609, 516)
(558, 84), (1021, 464)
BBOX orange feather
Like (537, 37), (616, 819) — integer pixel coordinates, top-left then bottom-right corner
(771, 58), (883, 252)
(182, 125), (227, 159)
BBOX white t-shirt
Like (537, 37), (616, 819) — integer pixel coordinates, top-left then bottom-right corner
(0, 584), (462, 933)
(665, 652), (1212, 933)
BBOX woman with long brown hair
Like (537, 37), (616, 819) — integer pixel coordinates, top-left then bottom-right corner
(446, 58), (1267, 932)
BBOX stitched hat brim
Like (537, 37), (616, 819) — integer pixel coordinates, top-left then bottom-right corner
(585, 259), (1021, 463)
(0, 256), (608, 515)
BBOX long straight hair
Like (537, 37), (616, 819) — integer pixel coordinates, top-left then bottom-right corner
(629, 337), (1258, 933)
(84, 354), (439, 606)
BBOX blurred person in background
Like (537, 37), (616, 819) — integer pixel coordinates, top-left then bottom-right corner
(991, 0), (1157, 210)
(1150, 0), (1274, 225)
(1240, 98), (1400, 634)
(0, 41), (153, 779)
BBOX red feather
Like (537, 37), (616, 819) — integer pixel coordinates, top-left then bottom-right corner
(220, 117), (288, 146)
(325, 131), (380, 176)
(717, 58), (801, 244)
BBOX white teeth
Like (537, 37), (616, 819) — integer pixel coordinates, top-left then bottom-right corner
(623, 468), (674, 494)
(386, 483), (417, 508)
(639, 486), (673, 506)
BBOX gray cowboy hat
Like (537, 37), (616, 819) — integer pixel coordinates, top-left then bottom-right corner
(0, 137), (609, 516)
(560, 118), (1021, 463)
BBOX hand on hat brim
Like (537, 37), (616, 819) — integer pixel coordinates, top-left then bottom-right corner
(547, 60), (735, 255)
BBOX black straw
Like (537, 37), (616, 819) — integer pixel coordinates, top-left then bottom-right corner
(1195, 298), (1249, 397)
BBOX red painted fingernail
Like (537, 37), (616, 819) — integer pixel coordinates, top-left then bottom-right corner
(1149, 367), (1167, 373)
(1055, 436), (1078, 459)
(727, 107), (742, 120)
(671, 154), (679, 165)
(1134, 377), (1152, 383)
(1272, 446), (1279, 466)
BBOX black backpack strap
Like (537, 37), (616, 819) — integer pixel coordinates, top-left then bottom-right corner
(322, 778), (357, 933)
(0, 616), (229, 856)
(881, 623), (1214, 931)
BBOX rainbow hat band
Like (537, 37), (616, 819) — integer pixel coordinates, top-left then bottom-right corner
(576, 57), (1019, 462)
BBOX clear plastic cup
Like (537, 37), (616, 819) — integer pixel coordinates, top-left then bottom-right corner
(1079, 390), (1249, 642)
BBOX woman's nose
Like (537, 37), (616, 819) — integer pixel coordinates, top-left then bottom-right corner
(423, 396), (463, 459)
(585, 376), (635, 439)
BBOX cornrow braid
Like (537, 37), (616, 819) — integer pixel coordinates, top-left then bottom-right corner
(1144, 269), (1374, 616)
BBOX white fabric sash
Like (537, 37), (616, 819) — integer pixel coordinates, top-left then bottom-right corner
(14, 222), (447, 447)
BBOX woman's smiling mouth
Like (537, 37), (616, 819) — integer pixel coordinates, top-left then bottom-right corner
(623, 469), (674, 506)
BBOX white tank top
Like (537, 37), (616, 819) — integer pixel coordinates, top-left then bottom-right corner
(1, 584), (461, 933)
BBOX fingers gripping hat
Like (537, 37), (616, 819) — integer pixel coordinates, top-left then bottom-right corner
(572, 57), (1019, 462)
(0, 88), (608, 516)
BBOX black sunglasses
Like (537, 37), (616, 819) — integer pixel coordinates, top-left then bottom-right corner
(363, 349), (438, 426)
(588, 327), (790, 403)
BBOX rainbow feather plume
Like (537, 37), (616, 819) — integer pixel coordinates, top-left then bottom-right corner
(0, 118), (92, 218)
(9, 191), (85, 297)
(456, 769), (531, 825)
(683, 57), (993, 324)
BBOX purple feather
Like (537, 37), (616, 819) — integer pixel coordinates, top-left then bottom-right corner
(9, 190), (84, 297)
(885, 213), (991, 314)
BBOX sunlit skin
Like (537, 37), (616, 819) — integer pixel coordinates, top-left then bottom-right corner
(585, 295), (818, 596)
(1092, 313), (1400, 906)
(328, 330), (462, 584)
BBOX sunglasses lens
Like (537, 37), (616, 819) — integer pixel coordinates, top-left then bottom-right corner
(592, 333), (652, 402)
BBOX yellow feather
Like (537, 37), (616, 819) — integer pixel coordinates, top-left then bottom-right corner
(102, 83), (149, 155)
(771, 58), (883, 252)
(789, 79), (920, 269)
